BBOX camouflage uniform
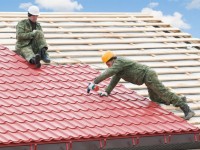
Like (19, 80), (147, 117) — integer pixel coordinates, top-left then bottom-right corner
(94, 57), (185, 107)
(15, 19), (48, 62)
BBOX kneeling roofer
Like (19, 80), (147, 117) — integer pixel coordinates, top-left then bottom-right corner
(87, 50), (195, 120)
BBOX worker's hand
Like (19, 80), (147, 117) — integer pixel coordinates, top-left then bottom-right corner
(31, 30), (37, 38)
(99, 91), (108, 97)
(32, 30), (37, 35)
(87, 82), (99, 93)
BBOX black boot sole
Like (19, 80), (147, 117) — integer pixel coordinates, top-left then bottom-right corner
(43, 58), (51, 63)
(35, 54), (41, 68)
(185, 111), (195, 120)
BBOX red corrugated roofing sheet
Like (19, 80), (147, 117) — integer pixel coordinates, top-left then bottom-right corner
(0, 45), (199, 146)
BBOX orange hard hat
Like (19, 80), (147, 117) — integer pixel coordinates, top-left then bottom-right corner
(101, 50), (116, 63)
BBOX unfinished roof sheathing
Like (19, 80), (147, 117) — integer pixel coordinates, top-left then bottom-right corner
(0, 12), (200, 128)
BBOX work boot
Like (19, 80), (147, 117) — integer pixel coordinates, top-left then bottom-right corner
(30, 54), (41, 68)
(42, 53), (51, 63)
(180, 104), (195, 120)
(38, 47), (51, 63)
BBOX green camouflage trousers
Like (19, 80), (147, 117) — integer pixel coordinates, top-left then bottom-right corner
(144, 69), (185, 107)
(17, 30), (48, 62)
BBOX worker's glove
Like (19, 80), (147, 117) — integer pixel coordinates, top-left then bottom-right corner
(32, 30), (38, 35)
(33, 30), (37, 33)
(87, 82), (99, 93)
(31, 30), (38, 38)
(99, 91), (108, 97)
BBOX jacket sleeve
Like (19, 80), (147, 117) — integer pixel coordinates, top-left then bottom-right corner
(16, 22), (35, 40)
(105, 75), (121, 94)
(94, 59), (123, 84)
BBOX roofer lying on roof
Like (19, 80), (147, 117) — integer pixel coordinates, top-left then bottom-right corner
(87, 50), (195, 120)
(15, 5), (51, 68)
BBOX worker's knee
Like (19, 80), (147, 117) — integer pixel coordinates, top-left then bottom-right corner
(170, 96), (185, 107)
(145, 69), (158, 84)
(34, 30), (44, 38)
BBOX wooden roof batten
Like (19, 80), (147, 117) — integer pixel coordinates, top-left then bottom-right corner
(0, 12), (200, 128)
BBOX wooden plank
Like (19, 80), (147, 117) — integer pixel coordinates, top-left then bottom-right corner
(43, 32), (192, 38)
(46, 43), (200, 51)
(51, 58), (200, 68)
(0, 12), (153, 17)
(0, 22), (171, 28)
(10, 46), (199, 57)
(7, 43), (200, 52)
(0, 32), (191, 39)
(120, 74), (200, 82)
(135, 87), (200, 96)
(0, 17), (162, 22)
(124, 81), (200, 89)
(40, 22), (169, 27)
(51, 58), (80, 64)
(127, 55), (200, 62)
(48, 49), (200, 58)
(183, 103), (200, 110)
(126, 61), (200, 68)
(37, 37), (200, 44)
(112, 49), (200, 55)
(2, 37), (199, 45)
(186, 95), (200, 101)
(0, 27), (181, 33)
(94, 65), (200, 74)
(151, 67), (200, 74)
(72, 55), (200, 63)
(89, 60), (200, 69)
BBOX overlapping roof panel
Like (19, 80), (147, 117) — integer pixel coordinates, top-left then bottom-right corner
(0, 45), (199, 146)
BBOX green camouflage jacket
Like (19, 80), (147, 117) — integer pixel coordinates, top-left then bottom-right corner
(15, 19), (42, 50)
(94, 57), (150, 94)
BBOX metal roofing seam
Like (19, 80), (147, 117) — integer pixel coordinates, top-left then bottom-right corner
(0, 110), (189, 130)
(0, 107), (173, 125)
(0, 123), (197, 144)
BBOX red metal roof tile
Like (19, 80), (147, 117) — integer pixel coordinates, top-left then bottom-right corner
(0, 45), (199, 147)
